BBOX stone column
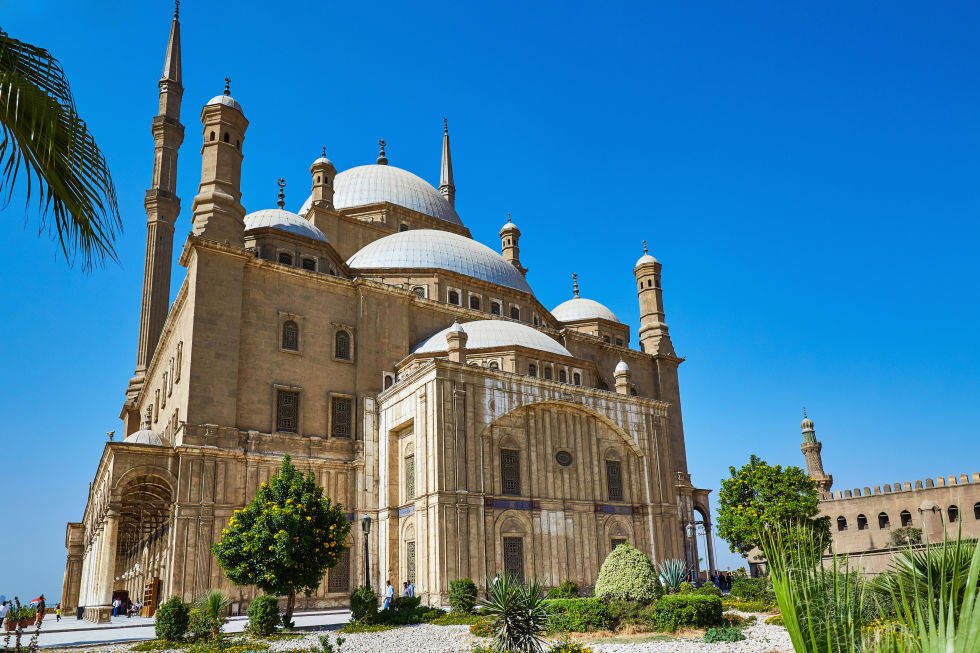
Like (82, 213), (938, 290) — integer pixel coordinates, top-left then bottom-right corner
(703, 523), (717, 575)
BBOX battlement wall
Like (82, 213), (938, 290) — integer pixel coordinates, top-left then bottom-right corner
(821, 472), (980, 501)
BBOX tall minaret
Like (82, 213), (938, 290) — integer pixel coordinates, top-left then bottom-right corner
(439, 118), (455, 207)
(634, 241), (674, 356)
(801, 409), (833, 492)
(125, 2), (185, 418)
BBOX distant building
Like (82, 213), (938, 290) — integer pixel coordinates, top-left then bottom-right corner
(60, 6), (715, 622)
(801, 413), (980, 574)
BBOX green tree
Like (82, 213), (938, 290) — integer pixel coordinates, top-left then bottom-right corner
(0, 30), (120, 268)
(212, 455), (352, 625)
(717, 454), (828, 557)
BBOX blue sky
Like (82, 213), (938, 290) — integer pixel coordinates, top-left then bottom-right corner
(1, 0), (978, 598)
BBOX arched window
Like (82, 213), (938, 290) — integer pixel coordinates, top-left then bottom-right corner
(223, 132), (230, 143)
(411, 286), (426, 299)
(510, 306), (520, 320)
(572, 372), (582, 386)
(948, 505), (959, 523)
(878, 512), (890, 529)
(543, 366), (553, 381)
(448, 289), (461, 305)
(500, 449), (521, 496)
(334, 330), (352, 360)
(837, 516), (847, 531)
(491, 301), (502, 316)
(528, 364), (537, 378)
(209, 131), (215, 141)
(558, 369), (567, 383)
(900, 510), (913, 527)
(278, 252), (293, 266)
(974, 502), (980, 520)
(488, 361), (500, 371)
(383, 374), (394, 390)
(857, 514), (868, 530)
(605, 459), (624, 502)
(469, 295), (481, 310)
(281, 320), (299, 351)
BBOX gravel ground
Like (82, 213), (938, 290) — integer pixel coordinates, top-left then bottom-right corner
(584, 619), (792, 652)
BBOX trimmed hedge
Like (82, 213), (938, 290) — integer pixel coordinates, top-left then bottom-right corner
(449, 578), (478, 614)
(650, 594), (723, 632)
(543, 598), (611, 633)
(695, 583), (722, 597)
(246, 595), (281, 636)
(546, 580), (579, 599)
(155, 596), (190, 641)
(730, 577), (775, 604)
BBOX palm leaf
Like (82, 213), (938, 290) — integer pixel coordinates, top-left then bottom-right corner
(0, 29), (120, 268)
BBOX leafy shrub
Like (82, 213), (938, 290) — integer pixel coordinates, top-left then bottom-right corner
(678, 581), (694, 594)
(246, 595), (281, 636)
(543, 598), (611, 632)
(722, 598), (776, 613)
(187, 591), (229, 641)
(765, 613), (784, 626)
(721, 611), (754, 626)
(651, 594), (723, 632)
(604, 599), (645, 629)
(469, 617), (493, 637)
(657, 559), (687, 594)
(594, 543), (661, 604)
(155, 596), (191, 641)
(430, 612), (484, 626)
(889, 526), (922, 548)
(315, 634), (347, 652)
(730, 577), (775, 604)
(696, 583), (722, 597)
(546, 581), (579, 599)
(704, 626), (746, 642)
(449, 577), (478, 614)
(481, 574), (549, 652)
(349, 586), (377, 623)
(546, 636), (594, 652)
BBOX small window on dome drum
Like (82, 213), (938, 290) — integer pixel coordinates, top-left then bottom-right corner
(510, 306), (520, 320)
(469, 295), (481, 310)
(573, 372), (581, 386)
(301, 258), (316, 271)
(448, 290), (461, 305)
(543, 366), (553, 381)
(278, 252), (293, 266)
(411, 286), (427, 299)
(558, 369), (567, 383)
(528, 364), (537, 378)
(491, 301), (502, 316)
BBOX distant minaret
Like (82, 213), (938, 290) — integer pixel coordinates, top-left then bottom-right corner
(499, 213), (527, 276)
(634, 241), (674, 356)
(439, 118), (455, 207)
(126, 2), (185, 419)
(801, 409), (833, 492)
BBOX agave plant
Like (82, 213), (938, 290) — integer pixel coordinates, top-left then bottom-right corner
(190, 590), (230, 640)
(481, 574), (549, 653)
(657, 559), (687, 594)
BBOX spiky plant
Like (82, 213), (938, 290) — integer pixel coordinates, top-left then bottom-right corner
(481, 574), (548, 653)
(190, 590), (229, 640)
(0, 30), (120, 268)
(657, 559), (687, 594)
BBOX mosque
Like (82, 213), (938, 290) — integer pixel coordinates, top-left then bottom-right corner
(61, 7), (714, 620)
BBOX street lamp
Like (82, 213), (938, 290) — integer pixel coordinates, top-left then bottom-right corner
(685, 522), (696, 583)
(361, 515), (372, 591)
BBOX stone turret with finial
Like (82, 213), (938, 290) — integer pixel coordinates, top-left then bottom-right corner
(800, 408), (833, 492)
(499, 212), (527, 276)
(309, 146), (336, 214)
(634, 240), (673, 355)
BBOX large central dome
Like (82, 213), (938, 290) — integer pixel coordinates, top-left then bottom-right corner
(298, 164), (461, 226)
(347, 229), (533, 294)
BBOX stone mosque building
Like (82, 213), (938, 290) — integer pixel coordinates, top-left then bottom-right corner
(61, 7), (715, 620)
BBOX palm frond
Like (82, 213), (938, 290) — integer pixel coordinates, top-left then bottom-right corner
(0, 30), (120, 268)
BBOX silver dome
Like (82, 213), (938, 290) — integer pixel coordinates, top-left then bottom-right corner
(124, 429), (165, 446)
(635, 253), (658, 267)
(347, 229), (533, 294)
(551, 297), (620, 323)
(244, 208), (327, 242)
(614, 359), (630, 374)
(206, 94), (243, 113)
(299, 164), (461, 226)
(413, 319), (571, 357)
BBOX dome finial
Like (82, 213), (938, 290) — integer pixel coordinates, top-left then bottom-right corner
(506, 211), (512, 224)
(803, 406), (808, 419)
(276, 177), (286, 209)
(572, 272), (579, 298)
(223, 76), (231, 96)
(174, 0), (180, 19)
(642, 239), (648, 254)
(443, 117), (449, 134)
(377, 138), (388, 165)
(321, 145), (327, 159)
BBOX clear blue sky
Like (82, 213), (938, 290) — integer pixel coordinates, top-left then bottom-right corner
(1, 0), (978, 599)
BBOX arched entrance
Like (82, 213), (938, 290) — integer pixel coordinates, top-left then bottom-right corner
(114, 474), (173, 615)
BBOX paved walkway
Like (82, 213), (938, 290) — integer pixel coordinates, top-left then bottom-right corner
(9, 610), (350, 649)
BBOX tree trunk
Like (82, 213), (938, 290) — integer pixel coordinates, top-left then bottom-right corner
(284, 591), (296, 628)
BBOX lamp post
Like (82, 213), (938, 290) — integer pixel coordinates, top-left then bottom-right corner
(361, 515), (372, 591)
(685, 522), (696, 583)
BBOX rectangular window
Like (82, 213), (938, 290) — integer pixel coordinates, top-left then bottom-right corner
(448, 289), (461, 305)
(611, 538), (627, 551)
(510, 305), (520, 320)
(469, 294), (481, 310)
(406, 541), (416, 584)
(301, 257), (317, 271)
(331, 396), (353, 438)
(405, 454), (416, 500)
(327, 548), (350, 593)
(606, 460), (624, 502)
(502, 537), (525, 581)
(491, 300), (502, 316)
(276, 390), (299, 433)
(501, 449), (521, 496)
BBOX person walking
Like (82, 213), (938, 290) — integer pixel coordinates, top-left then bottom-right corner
(382, 580), (394, 610)
(55, 603), (61, 621)
(35, 595), (46, 625)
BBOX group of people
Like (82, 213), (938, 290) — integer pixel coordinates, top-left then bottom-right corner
(0, 595), (61, 626)
(111, 596), (142, 617)
(707, 571), (735, 592)
(380, 579), (415, 610)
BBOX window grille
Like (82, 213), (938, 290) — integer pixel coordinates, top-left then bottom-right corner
(335, 330), (352, 360)
(411, 286), (426, 299)
(501, 449), (521, 496)
(282, 320), (299, 350)
(276, 390), (299, 433)
(606, 459), (624, 502)
(406, 541), (416, 584)
(502, 537), (524, 581)
(331, 396), (353, 438)
(405, 454), (416, 500)
(528, 364), (537, 378)
(301, 258), (316, 271)
(327, 548), (350, 593)
(278, 252), (293, 265)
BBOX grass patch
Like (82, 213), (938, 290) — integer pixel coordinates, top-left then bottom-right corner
(721, 598), (777, 613)
(338, 622), (398, 634)
(252, 632), (303, 641)
(131, 640), (190, 651)
(429, 613), (484, 626)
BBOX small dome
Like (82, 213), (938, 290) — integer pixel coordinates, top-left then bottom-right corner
(635, 253), (658, 268)
(801, 416), (815, 431)
(244, 208), (327, 242)
(551, 297), (620, 323)
(413, 320), (571, 357)
(448, 320), (466, 334)
(299, 164), (461, 226)
(124, 429), (165, 446)
(614, 359), (630, 374)
(206, 94), (243, 113)
(499, 218), (520, 235)
(312, 156), (334, 167)
(347, 229), (533, 293)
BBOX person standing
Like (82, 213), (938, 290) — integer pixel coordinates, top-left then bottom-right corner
(0, 600), (9, 627)
(406, 580), (415, 598)
(35, 595), (46, 625)
(382, 580), (394, 610)
(55, 603), (61, 621)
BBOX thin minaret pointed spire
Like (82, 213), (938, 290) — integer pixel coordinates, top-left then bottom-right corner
(162, 2), (181, 84)
(439, 117), (455, 207)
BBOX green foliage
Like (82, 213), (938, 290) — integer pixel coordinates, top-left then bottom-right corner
(449, 577), (478, 613)
(0, 31), (122, 267)
(246, 595), (281, 636)
(696, 583), (722, 597)
(542, 598), (611, 632)
(429, 612), (484, 625)
(889, 527), (923, 548)
(650, 594), (724, 632)
(480, 574), (549, 652)
(469, 617), (494, 637)
(730, 577), (776, 604)
(594, 543), (661, 604)
(338, 622), (396, 633)
(155, 596), (191, 642)
(212, 456), (352, 625)
(657, 559), (687, 594)
(717, 454), (828, 556)
(130, 640), (189, 651)
(604, 599), (645, 629)
(721, 611), (754, 626)
(187, 591), (230, 641)
(349, 586), (377, 623)
(764, 613), (784, 626)
(186, 638), (268, 653)
(704, 626), (747, 642)
(545, 636), (593, 653)
(314, 634), (346, 653)
(873, 539), (977, 624)
(546, 581), (579, 599)
(677, 581), (694, 595)
(722, 598), (777, 613)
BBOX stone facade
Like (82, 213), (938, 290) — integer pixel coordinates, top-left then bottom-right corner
(61, 8), (713, 620)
